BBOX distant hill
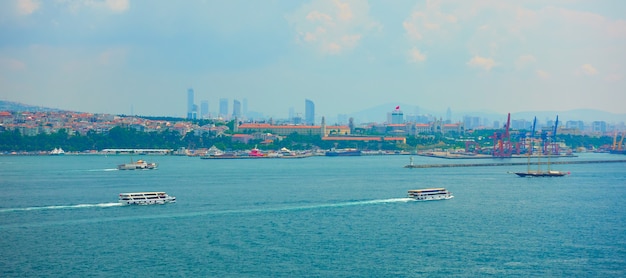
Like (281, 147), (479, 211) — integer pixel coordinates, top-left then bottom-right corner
(349, 102), (625, 124)
(0, 100), (68, 113)
(3, 100), (624, 125)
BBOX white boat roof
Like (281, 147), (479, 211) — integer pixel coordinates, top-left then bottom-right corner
(408, 188), (447, 192)
(120, 192), (167, 195)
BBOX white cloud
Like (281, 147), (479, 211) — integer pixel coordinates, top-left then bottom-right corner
(402, 2), (458, 43)
(287, 0), (380, 55)
(333, 0), (352, 21)
(16, 0), (39, 15)
(104, 0), (129, 13)
(581, 64), (599, 76)
(403, 21), (422, 40)
(306, 11), (333, 24)
(467, 55), (496, 71)
(57, 0), (129, 13)
(0, 57), (27, 71)
(515, 54), (536, 69)
(408, 47), (426, 63)
(536, 69), (550, 79)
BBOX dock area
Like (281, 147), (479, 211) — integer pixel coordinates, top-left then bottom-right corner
(405, 159), (626, 168)
(415, 151), (576, 159)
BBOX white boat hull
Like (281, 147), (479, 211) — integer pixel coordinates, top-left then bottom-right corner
(407, 188), (454, 201)
(411, 195), (454, 201)
(118, 192), (176, 205)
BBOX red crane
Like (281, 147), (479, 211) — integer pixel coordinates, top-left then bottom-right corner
(491, 113), (512, 157)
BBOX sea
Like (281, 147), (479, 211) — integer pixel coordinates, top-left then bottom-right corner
(1, 153), (625, 277)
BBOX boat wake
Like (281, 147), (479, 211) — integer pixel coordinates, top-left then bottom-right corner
(1, 198), (413, 228)
(297, 197), (415, 209)
(234, 198), (415, 214)
(0, 203), (122, 213)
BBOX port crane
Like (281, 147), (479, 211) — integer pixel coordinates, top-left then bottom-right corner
(491, 113), (512, 157)
(543, 115), (560, 155)
(612, 131), (625, 153)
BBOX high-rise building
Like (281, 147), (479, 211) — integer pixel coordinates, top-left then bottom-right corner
(591, 121), (607, 133)
(219, 98), (228, 119)
(389, 106), (404, 124)
(187, 88), (195, 119)
(232, 99), (241, 119)
(446, 107), (452, 124)
(463, 115), (481, 129)
(242, 98), (248, 118)
(305, 99), (315, 125)
(200, 100), (209, 119)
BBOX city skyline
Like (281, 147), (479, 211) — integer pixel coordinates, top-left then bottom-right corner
(1, 1), (626, 119)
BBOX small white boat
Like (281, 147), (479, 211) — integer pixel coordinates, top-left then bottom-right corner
(408, 188), (454, 201)
(118, 192), (176, 205)
(50, 148), (65, 155)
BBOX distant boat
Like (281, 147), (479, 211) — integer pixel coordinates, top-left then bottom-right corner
(119, 192), (175, 205)
(248, 146), (264, 157)
(325, 148), (361, 157)
(407, 188), (454, 201)
(513, 170), (569, 177)
(118, 159), (157, 170)
(50, 148), (65, 155)
(513, 116), (569, 177)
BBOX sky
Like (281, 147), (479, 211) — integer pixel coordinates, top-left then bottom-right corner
(1, 0), (626, 121)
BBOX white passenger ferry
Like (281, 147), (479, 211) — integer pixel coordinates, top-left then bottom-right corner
(407, 188), (454, 201)
(118, 192), (176, 205)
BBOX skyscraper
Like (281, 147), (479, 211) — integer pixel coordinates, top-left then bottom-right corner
(219, 98), (228, 119)
(305, 99), (315, 125)
(201, 100), (209, 119)
(187, 88), (196, 119)
(232, 99), (241, 119)
(242, 98), (248, 118)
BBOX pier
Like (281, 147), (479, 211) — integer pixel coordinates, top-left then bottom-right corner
(404, 159), (626, 168)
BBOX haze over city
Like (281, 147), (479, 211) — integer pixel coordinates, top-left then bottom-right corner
(1, 0), (625, 121)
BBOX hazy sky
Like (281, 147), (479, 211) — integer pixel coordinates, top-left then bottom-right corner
(1, 0), (625, 119)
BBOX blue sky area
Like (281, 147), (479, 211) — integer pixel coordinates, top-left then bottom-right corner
(1, 0), (625, 121)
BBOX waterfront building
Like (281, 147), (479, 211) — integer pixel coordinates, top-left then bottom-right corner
(238, 123), (350, 137)
(321, 136), (406, 144)
(431, 118), (465, 135)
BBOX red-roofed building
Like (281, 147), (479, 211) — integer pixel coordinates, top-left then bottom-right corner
(238, 123), (350, 137)
(321, 136), (406, 144)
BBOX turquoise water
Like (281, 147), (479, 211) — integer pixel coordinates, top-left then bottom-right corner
(1, 153), (625, 277)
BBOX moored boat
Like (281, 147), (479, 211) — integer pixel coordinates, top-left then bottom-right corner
(513, 170), (569, 177)
(50, 148), (65, 155)
(118, 192), (176, 205)
(408, 188), (454, 201)
(248, 147), (264, 157)
(325, 148), (361, 156)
